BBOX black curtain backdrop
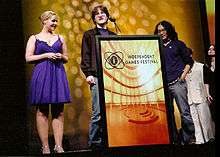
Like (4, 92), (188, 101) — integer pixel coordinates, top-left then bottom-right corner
(0, 0), (27, 155)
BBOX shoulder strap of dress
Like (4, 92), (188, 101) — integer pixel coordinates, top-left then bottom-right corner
(57, 35), (63, 45)
(34, 35), (38, 40)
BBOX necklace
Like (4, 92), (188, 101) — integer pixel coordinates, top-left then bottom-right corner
(163, 40), (171, 47)
(40, 31), (54, 46)
(46, 35), (56, 46)
(47, 39), (52, 45)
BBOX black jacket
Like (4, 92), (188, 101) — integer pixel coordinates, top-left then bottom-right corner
(80, 27), (116, 77)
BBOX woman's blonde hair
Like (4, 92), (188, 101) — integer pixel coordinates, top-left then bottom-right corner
(39, 10), (57, 24)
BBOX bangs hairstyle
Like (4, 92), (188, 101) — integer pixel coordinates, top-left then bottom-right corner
(91, 5), (109, 23)
(39, 10), (57, 24)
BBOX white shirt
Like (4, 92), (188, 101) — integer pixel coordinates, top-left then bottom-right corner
(186, 62), (207, 104)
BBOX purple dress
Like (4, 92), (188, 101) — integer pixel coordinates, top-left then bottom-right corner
(28, 36), (71, 105)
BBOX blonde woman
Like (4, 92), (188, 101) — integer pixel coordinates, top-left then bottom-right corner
(25, 11), (71, 154)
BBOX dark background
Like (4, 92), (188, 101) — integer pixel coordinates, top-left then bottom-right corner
(0, 0), (27, 155)
(0, 0), (216, 156)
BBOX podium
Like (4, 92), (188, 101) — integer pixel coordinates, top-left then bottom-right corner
(96, 35), (171, 148)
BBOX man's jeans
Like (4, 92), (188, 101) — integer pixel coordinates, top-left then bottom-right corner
(168, 80), (195, 144)
(88, 77), (102, 147)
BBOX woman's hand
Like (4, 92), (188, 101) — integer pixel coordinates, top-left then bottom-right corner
(207, 95), (213, 105)
(46, 52), (59, 60)
(46, 52), (67, 62)
(55, 53), (62, 59)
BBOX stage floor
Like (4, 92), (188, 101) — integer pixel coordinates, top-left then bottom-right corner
(24, 141), (215, 157)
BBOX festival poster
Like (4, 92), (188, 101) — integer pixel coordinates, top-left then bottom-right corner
(96, 35), (170, 147)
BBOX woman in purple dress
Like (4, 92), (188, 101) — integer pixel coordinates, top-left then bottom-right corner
(25, 11), (71, 154)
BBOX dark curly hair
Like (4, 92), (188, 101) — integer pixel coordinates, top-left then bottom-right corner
(154, 20), (178, 41)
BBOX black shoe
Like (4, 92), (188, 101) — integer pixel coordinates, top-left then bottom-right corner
(89, 144), (104, 150)
(207, 138), (215, 144)
(188, 138), (196, 144)
(182, 137), (196, 145)
(172, 139), (181, 145)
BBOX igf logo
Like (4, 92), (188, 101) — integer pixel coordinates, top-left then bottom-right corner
(104, 51), (125, 69)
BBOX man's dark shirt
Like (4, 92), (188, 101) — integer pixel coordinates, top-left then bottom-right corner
(80, 27), (116, 78)
(162, 40), (194, 83)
